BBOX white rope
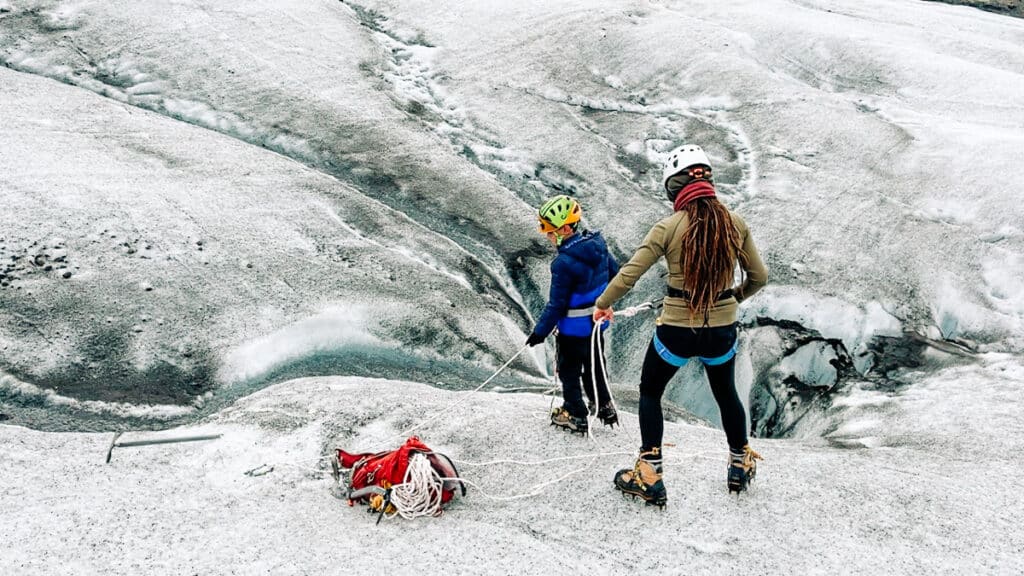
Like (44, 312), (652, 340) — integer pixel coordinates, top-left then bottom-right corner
(371, 344), (530, 451)
(452, 448), (719, 469)
(254, 303), (677, 512)
(587, 322), (602, 438)
(451, 450), (634, 467)
(387, 450), (644, 517)
(442, 449), (721, 502)
(381, 447), (722, 517)
(613, 300), (661, 318)
(435, 466), (590, 502)
(386, 453), (445, 520)
(351, 303), (667, 510)
(377, 302), (657, 451)
(586, 299), (661, 433)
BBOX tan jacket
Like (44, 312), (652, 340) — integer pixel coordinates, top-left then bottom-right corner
(595, 210), (768, 327)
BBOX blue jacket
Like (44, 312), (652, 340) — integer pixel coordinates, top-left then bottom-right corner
(534, 230), (620, 338)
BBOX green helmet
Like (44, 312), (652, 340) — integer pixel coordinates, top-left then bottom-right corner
(537, 195), (582, 233)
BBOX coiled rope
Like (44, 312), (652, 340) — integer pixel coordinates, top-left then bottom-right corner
(385, 452), (445, 520)
(584, 300), (661, 436)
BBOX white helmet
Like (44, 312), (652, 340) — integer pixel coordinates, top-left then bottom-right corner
(661, 144), (711, 191)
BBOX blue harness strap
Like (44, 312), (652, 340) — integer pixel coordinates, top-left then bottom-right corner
(652, 333), (738, 367)
(699, 341), (737, 366)
(653, 333), (688, 367)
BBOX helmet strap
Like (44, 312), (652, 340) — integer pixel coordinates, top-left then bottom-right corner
(550, 224), (576, 246)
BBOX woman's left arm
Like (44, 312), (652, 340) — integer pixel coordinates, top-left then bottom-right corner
(734, 218), (769, 303)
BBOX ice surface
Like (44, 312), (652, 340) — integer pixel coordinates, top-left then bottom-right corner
(1, 0), (1023, 571)
(2, 370), (1021, 574)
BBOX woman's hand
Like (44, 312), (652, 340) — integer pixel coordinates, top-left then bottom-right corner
(593, 307), (614, 325)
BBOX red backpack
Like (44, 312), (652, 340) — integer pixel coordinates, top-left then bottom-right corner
(334, 436), (464, 520)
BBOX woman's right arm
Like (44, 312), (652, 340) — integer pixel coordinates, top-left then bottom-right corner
(595, 221), (666, 309)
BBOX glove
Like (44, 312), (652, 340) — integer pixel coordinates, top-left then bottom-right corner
(525, 332), (546, 347)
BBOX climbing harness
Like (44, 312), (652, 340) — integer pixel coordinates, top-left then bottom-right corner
(653, 332), (688, 367)
(651, 327), (737, 367)
(666, 286), (734, 301)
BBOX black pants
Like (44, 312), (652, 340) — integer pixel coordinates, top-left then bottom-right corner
(557, 332), (611, 418)
(638, 323), (748, 452)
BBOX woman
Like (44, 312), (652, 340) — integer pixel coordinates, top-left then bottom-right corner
(593, 144), (768, 506)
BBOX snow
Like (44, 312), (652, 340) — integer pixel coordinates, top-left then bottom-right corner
(3, 370), (1021, 573)
(217, 306), (382, 384)
(1, 0), (1023, 572)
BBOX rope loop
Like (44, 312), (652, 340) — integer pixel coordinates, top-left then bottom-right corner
(386, 453), (446, 520)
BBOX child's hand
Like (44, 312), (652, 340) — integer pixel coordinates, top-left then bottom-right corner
(525, 332), (546, 347)
(593, 307), (614, 324)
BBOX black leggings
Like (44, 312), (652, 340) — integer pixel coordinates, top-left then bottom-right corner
(556, 332), (611, 418)
(638, 323), (748, 452)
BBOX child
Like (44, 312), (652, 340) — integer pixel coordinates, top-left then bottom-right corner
(526, 195), (620, 434)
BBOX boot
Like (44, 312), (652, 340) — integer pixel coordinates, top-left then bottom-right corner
(727, 444), (763, 494)
(596, 403), (618, 428)
(550, 407), (588, 435)
(613, 447), (666, 508)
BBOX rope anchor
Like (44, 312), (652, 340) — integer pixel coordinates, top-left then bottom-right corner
(244, 464), (275, 477)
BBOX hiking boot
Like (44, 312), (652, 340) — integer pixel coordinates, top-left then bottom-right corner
(613, 447), (666, 508)
(596, 403), (618, 428)
(727, 444), (763, 494)
(550, 407), (588, 435)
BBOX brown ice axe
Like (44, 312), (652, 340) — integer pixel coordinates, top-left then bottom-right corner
(105, 431), (222, 463)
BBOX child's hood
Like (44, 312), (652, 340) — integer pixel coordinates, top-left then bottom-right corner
(559, 230), (608, 265)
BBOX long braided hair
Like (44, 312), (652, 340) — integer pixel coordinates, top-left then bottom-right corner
(680, 197), (742, 324)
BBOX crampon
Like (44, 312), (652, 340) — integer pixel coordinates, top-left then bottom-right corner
(614, 448), (666, 508)
(550, 407), (589, 435)
(596, 403), (618, 428)
(728, 444), (763, 494)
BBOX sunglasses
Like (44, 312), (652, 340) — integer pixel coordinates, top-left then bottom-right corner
(538, 218), (559, 233)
